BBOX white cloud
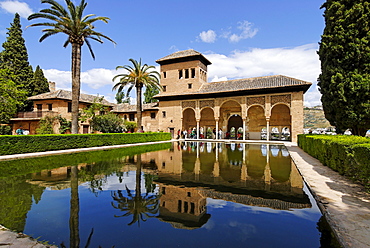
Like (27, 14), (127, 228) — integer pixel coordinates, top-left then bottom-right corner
(0, 0), (33, 18)
(229, 21), (258, 43)
(199, 30), (217, 43)
(205, 43), (321, 106)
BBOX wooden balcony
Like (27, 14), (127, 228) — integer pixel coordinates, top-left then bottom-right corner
(14, 111), (59, 119)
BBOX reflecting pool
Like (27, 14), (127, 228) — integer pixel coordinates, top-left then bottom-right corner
(0, 142), (329, 247)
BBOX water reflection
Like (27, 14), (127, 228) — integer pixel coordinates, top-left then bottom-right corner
(0, 142), (329, 247)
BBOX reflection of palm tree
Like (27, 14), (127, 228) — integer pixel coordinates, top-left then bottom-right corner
(111, 154), (161, 226)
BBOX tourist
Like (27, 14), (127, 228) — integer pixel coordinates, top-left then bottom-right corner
(16, 126), (23, 135)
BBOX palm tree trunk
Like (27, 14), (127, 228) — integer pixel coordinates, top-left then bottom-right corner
(136, 85), (143, 132)
(69, 166), (80, 248)
(71, 42), (82, 134)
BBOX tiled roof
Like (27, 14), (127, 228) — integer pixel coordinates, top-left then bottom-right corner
(156, 49), (211, 65)
(199, 75), (311, 93)
(156, 75), (311, 98)
(112, 102), (158, 113)
(28, 89), (114, 106)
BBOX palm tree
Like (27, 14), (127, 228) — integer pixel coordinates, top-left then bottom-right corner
(112, 59), (161, 132)
(28, 0), (115, 134)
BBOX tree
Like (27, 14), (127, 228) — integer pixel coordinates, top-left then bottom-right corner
(0, 69), (27, 123)
(0, 13), (34, 111)
(318, 0), (370, 136)
(32, 65), (49, 95)
(90, 113), (125, 133)
(28, 0), (115, 134)
(115, 91), (130, 104)
(112, 59), (161, 132)
(143, 85), (159, 104)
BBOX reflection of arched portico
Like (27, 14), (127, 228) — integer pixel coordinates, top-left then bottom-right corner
(247, 105), (266, 140)
(183, 108), (196, 131)
(270, 104), (291, 141)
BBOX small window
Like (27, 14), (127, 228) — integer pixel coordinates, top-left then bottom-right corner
(150, 112), (156, 119)
(47, 104), (52, 111)
(129, 113), (135, 121)
(163, 85), (167, 92)
(191, 68), (195, 78)
(162, 111), (166, 118)
(68, 102), (72, 113)
(185, 69), (189, 78)
(178, 70), (183, 79)
(124, 115), (127, 120)
(163, 72), (166, 78)
(37, 104), (42, 111)
(188, 83), (192, 89)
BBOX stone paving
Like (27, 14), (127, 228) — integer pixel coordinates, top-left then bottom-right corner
(0, 140), (369, 247)
(286, 143), (370, 248)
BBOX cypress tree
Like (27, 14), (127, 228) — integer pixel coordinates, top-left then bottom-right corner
(318, 0), (370, 136)
(32, 65), (49, 95)
(0, 13), (34, 111)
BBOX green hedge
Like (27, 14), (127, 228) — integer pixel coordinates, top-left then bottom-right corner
(298, 134), (370, 188)
(0, 132), (172, 155)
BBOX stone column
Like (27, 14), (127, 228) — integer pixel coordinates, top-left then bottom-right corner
(266, 117), (270, 141)
(215, 118), (219, 140)
(242, 118), (246, 140)
(196, 120), (200, 139)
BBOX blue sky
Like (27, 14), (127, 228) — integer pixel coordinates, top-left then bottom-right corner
(0, 0), (325, 106)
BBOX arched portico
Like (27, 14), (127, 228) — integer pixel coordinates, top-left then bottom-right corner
(247, 105), (266, 140)
(200, 107), (216, 138)
(182, 108), (196, 131)
(220, 100), (242, 139)
(269, 104), (291, 141)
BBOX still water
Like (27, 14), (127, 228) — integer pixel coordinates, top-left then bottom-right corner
(0, 142), (327, 247)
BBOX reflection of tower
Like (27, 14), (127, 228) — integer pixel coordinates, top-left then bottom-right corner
(157, 184), (210, 229)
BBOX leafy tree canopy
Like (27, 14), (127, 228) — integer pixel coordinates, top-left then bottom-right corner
(318, 0), (370, 136)
(144, 85), (159, 104)
(0, 69), (27, 123)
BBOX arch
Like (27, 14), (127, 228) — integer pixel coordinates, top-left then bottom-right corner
(182, 108), (196, 131)
(228, 115), (242, 139)
(270, 104), (291, 141)
(200, 107), (216, 139)
(247, 105), (266, 140)
(220, 100), (242, 138)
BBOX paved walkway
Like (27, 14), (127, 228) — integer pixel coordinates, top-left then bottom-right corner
(1, 140), (369, 247)
(286, 143), (370, 248)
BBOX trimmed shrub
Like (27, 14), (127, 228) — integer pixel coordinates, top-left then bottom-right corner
(0, 132), (171, 155)
(298, 134), (370, 189)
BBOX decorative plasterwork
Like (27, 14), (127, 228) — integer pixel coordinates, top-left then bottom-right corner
(271, 94), (291, 106)
(182, 101), (196, 109)
(200, 100), (215, 109)
(247, 96), (265, 106)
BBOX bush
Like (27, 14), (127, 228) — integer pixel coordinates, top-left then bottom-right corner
(0, 132), (172, 155)
(0, 125), (11, 135)
(298, 134), (370, 189)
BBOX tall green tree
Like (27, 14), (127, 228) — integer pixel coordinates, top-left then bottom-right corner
(0, 69), (27, 123)
(28, 0), (115, 134)
(143, 85), (159, 104)
(112, 59), (161, 132)
(0, 13), (34, 111)
(318, 0), (370, 136)
(32, 65), (49, 95)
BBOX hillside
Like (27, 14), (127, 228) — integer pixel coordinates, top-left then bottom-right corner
(304, 107), (333, 129)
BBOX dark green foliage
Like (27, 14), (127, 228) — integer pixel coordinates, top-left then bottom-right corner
(0, 69), (27, 123)
(0, 132), (172, 156)
(36, 115), (56, 134)
(318, 0), (370, 136)
(31, 65), (49, 95)
(91, 113), (125, 133)
(0, 13), (34, 111)
(0, 125), (11, 135)
(144, 85), (159, 104)
(298, 134), (370, 189)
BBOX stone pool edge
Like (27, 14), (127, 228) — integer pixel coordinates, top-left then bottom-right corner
(285, 142), (370, 248)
